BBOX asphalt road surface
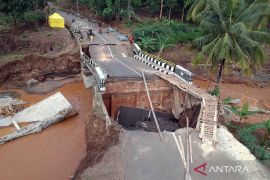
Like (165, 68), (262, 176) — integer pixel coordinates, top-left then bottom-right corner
(57, 10), (157, 78)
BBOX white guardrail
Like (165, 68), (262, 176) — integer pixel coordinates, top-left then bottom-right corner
(80, 52), (107, 92)
(133, 43), (193, 84)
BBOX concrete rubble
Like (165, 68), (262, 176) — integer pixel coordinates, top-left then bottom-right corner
(0, 96), (26, 119)
(0, 97), (25, 110)
(0, 92), (74, 145)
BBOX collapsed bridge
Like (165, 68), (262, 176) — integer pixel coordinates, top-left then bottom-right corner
(60, 9), (218, 145)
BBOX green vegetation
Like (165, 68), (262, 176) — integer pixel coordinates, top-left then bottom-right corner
(132, 20), (202, 53)
(226, 102), (269, 160)
(75, 0), (185, 21)
(227, 119), (270, 160)
(229, 103), (259, 123)
(0, 0), (46, 26)
(190, 0), (270, 99)
(223, 97), (233, 105)
(209, 86), (220, 97)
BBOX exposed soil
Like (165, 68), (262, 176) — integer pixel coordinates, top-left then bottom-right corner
(73, 113), (121, 180)
(0, 25), (75, 55)
(157, 44), (270, 86)
(0, 52), (80, 87)
(194, 79), (270, 124)
(0, 82), (90, 180)
(0, 21), (81, 88)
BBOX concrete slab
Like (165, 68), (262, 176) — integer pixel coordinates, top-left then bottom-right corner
(0, 92), (72, 127)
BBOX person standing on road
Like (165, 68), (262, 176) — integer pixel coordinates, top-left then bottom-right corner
(98, 22), (102, 34)
(129, 34), (134, 44)
(106, 25), (111, 36)
(88, 28), (94, 43)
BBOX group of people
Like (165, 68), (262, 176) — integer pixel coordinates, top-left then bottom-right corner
(87, 23), (134, 44)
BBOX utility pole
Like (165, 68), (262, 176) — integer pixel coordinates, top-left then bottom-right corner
(76, 0), (79, 14)
(160, 0), (164, 19)
(128, 0), (131, 21)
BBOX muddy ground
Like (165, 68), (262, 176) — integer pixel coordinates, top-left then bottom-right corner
(194, 79), (270, 124)
(0, 53), (81, 87)
(0, 25), (75, 55)
(0, 24), (81, 88)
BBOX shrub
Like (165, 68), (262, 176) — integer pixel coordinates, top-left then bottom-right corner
(227, 121), (270, 161)
(0, 15), (13, 26)
(22, 11), (45, 23)
(133, 20), (202, 51)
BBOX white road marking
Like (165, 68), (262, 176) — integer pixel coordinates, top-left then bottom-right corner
(94, 31), (109, 44)
(121, 53), (127, 57)
(107, 45), (114, 58)
(95, 31), (142, 77)
(113, 57), (142, 77)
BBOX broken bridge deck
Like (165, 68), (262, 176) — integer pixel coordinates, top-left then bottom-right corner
(155, 72), (218, 144)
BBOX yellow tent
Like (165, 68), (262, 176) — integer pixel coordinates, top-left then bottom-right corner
(48, 13), (65, 28)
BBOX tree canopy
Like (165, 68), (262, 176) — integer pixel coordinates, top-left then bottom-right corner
(191, 0), (270, 77)
(0, 0), (46, 25)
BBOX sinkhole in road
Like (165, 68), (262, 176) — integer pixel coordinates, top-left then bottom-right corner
(117, 106), (182, 132)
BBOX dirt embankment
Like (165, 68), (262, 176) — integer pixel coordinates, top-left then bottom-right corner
(0, 25), (75, 55)
(0, 22), (81, 88)
(0, 52), (80, 87)
(73, 114), (120, 179)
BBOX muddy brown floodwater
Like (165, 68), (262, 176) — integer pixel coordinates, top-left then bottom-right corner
(0, 81), (91, 180)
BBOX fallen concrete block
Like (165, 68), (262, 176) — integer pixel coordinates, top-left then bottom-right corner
(0, 92), (72, 127)
(0, 92), (74, 145)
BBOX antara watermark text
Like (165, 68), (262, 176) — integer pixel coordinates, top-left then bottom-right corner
(194, 163), (249, 176)
(209, 165), (249, 173)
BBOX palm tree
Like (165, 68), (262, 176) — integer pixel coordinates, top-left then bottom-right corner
(160, 0), (164, 19)
(187, 0), (206, 22)
(181, 0), (193, 22)
(191, 0), (270, 92)
(156, 33), (175, 57)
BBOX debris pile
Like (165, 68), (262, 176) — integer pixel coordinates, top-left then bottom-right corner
(0, 96), (25, 118)
(71, 21), (89, 41)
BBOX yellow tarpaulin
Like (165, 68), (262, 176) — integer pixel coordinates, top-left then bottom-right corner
(48, 13), (65, 28)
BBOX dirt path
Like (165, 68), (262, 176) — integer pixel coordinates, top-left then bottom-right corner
(0, 81), (91, 180)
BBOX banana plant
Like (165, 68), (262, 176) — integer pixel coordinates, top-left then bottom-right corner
(156, 33), (175, 57)
(138, 32), (157, 52)
(263, 120), (270, 148)
(229, 103), (259, 123)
